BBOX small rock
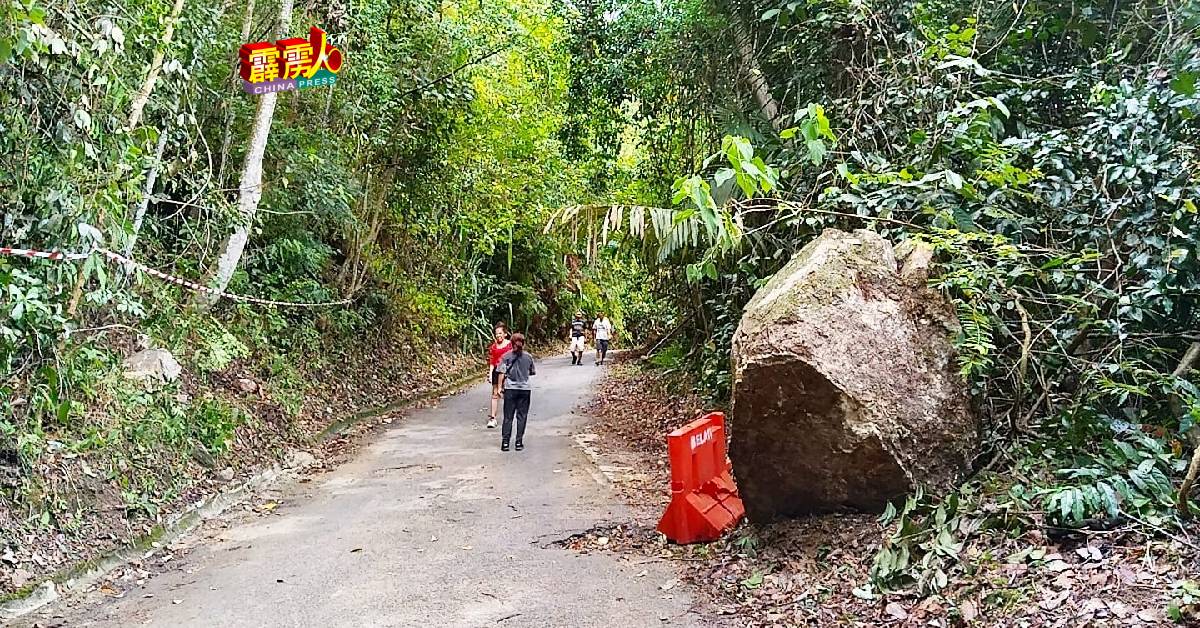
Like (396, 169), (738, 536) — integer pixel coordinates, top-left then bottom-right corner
(124, 349), (182, 385)
(217, 468), (235, 482)
(284, 450), (317, 470)
(235, 378), (258, 394)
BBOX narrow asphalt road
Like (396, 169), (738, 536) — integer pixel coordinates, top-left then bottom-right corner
(28, 353), (710, 628)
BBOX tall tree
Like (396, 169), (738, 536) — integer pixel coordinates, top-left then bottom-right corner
(125, 122), (171, 258)
(216, 0), (257, 184)
(199, 0), (293, 308)
(720, 0), (784, 132)
(126, 0), (187, 130)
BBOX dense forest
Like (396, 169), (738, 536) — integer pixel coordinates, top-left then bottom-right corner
(2, 0), (1199, 620)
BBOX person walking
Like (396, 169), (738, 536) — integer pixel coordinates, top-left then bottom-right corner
(593, 312), (613, 365)
(485, 323), (511, 429)
(497, 332), (536, 451)
(568, 311), (588, 365)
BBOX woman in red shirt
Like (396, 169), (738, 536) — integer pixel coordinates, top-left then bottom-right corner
(486, 323), (511, 429)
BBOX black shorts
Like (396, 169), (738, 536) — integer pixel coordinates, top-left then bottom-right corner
(490, 369), (501, 385)
(598, 339), (610, 352)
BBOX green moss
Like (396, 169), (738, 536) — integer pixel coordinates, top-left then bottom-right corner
(739, 230), (894, 337)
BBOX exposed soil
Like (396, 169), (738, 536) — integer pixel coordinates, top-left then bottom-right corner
(573, 357), (1200, 627)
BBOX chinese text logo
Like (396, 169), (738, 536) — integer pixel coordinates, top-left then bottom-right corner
(240, 26), (343, 95)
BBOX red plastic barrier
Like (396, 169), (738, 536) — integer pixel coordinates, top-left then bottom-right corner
(656, 412), (745, 544)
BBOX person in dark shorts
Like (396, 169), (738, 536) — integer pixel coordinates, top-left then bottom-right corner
(497, 333), (536, 451)
(568, 311), (587, 365)
(486, 323), (511, 429)
(592, 312), (613, 365)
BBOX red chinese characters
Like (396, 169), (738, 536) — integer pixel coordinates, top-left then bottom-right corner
(276, 37), (314, 79)
(302, 26), (343, 77)
(239, 41), (281, 83)
(239, 27), (342, 88)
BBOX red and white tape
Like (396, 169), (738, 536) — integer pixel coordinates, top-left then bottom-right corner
(2, 245), (352, 308)
(0, 246), (94, 261)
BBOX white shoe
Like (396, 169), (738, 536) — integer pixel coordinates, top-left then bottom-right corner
(486, 418), (497, 429)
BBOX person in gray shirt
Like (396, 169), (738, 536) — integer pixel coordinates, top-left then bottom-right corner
(498, 332), (536, 451)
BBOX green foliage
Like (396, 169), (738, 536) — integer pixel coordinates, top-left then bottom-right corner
(192, 322), (251, 373)
(1035, 431), (1185, 524)
(189, 397), (246, 454)
(647, 342), (687, 370)
(557, 0), (1200, 600)
(871, 488), (965, 595)
(0, 0), (608, 561)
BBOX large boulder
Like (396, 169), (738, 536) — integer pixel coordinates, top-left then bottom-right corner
(730, 228), (977, 520)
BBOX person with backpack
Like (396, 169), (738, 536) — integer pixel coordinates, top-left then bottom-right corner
(568, 311), (587, 365)
(497, 332), (536, 451)
(485, 322), (511, 429)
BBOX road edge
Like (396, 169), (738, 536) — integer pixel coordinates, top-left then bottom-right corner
(0, 363), (486, 622)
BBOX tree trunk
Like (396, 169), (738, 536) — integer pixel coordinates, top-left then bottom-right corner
(125, 125), (170, 260)
(722, 0), (785, 133)
(1172, 341), (1200, 516)
(127, 0), (187, 131)
(337, 171), (371, 289)
(216, 0), (256, 184)
(198, 0), (293, 309)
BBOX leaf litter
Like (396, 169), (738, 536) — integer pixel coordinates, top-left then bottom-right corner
(567, 358), (1200, 626)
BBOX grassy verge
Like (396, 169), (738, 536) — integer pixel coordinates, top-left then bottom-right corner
(0, 299), (481, 601)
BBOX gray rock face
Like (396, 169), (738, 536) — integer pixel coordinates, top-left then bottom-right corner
(123, 348), (182, 384)
(730, 228), (978, 521)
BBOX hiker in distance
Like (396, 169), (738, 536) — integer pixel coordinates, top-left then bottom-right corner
(497, 332), (536, 451)
(568, 310), (588, 365)
(485, 322), (511, 429)
(593, 312), (613, 365)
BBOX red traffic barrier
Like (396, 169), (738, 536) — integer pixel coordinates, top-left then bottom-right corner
(657, 412), (745, 544)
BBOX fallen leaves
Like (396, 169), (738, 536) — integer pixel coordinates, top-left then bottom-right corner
(575, 360), (1200, 627)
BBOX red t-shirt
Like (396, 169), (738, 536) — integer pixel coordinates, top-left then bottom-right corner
(488, 341), (511, 367)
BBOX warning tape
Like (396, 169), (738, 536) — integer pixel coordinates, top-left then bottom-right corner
(0, 246), (94, 261)
(1, 245), (353, 308)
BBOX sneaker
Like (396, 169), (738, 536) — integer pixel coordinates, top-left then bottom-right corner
(486, 417), (497, 429)
(501, 442), (510, 452)
(515, 441), (524, 451)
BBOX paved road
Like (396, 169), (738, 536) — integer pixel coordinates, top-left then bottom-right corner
(29, 354), (708, 628)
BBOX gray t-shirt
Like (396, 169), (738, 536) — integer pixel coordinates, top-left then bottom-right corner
(499, 350), (536, 390)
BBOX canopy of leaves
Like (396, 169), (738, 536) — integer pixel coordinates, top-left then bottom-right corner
(551, 0), (1200, 587)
